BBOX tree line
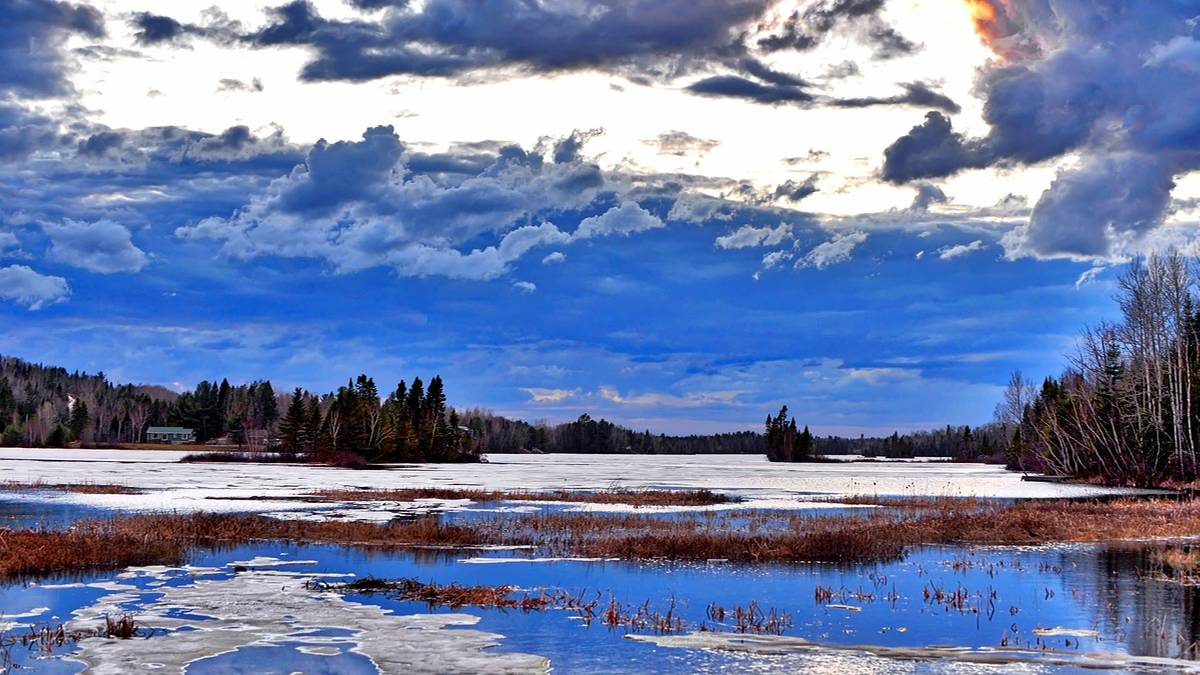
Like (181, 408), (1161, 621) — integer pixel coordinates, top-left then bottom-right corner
(458, 410), (764, 454)
(0, 358), (478, 463)
(763, 402), (1005, 462)
(997, 251), (1200, 487)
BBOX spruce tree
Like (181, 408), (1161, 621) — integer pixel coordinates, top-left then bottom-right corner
(68, 400), (89, 441)
(279, 388), (308, 455)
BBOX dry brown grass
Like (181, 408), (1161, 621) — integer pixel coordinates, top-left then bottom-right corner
(322, 577), (553, 610)
(0, 481), (144, 495)
(0, 526), (185, 581)
(311, 487), (736, 507)
(6, 497), (1200, 581)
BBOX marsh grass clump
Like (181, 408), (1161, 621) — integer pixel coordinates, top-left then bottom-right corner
(1, 617), (141, 671)
(310, 487), (737, 507)
(0, 527), (186, 582)
(103, 614), (138, 639)
(318, 577), (553, 610)
(0, 481), (144, 495)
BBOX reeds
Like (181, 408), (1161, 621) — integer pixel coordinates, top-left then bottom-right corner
(310, 487), (736, 507)
(0, 481), (144, 495)
(319, 577), (553, 610)
(8, 496), (1200, 581)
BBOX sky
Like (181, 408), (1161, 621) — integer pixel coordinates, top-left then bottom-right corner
(2, 0), (1198, 435)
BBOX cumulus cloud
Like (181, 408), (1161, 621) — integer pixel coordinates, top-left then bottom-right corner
(541, 251), (566, 264)
(0, 265), (69, 309)
(0, 232), (22, 257)
(761, 249), (793, 269)
(936, 240), (985, 260)
(572, 201), (664, 240)
(43, 219), (149, 274)
(176, 126), (674, 280)
(881, 2), (1200, 260)
(714, 224), (791, 249)
(512, 280), (536, 293)
(797, 230), (868, 269)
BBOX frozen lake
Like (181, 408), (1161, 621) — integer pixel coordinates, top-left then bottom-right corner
(0, 450), (1151, 519)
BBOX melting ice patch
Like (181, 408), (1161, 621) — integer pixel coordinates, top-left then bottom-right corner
(63, 560), (549, 674)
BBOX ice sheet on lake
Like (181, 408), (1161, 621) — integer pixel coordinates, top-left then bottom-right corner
(65, 561), (549, 674)
(0, 450), (1155, 523)
(628, 632), (1200, 672)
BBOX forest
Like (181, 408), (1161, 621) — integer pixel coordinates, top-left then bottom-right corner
(999, 251), (1200, 487)
(0, 360), (477, 463)
(0, 356), (1004, 463)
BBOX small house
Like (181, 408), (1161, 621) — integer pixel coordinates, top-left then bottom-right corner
(145, 426), (196, 444)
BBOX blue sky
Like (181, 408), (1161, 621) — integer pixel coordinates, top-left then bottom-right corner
(1, 0), (1195, 434)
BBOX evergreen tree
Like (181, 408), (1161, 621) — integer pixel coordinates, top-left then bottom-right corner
(278, 388), (308, 455)
(257, 381), (279, 430)
(68, 400), (89, 441)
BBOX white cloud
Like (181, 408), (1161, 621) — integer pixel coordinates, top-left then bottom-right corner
(761, 250), (793, 269)
(0, 232), (23, 258)
(512, 280), (537, 293)
(43, 219), (148, 274)
(542, 251), (566, 264)
(797, 231), (868, 269)
(572, 201), (664, 240)
(714, 224), (791, 249)
(1075, 265), (1107, 288)
(0, 265), (70, 309)
(598, 386), (743, 408)
(936, 240), (985, 260)
(915, 250), (925, 260)
(520, 387), (580, 403)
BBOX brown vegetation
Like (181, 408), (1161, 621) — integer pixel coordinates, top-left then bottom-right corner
(0, 481), (143, 495)
(320, 577), (553, 611)
(7, 497), (1200, 581)
(310, 486), (736, 507)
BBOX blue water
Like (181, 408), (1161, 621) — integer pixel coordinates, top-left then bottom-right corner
(1, 499), (1196, 673)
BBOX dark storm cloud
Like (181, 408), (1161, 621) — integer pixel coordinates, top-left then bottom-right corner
(880, 1), (1200, 259)
(232, 0), (770, 83)
(1, 0), (105, 97)
(686, 76), (815, 105)
(774, 175), (819, 202)
(0, 103), (63, 161)
(131, 12), (190, 44)
(832, 82), (959, 113)
(551, 129), (603, 164)
(881, 112), (985, 185)
(130, 9), (242, 46)
(757, 0), (915, 60)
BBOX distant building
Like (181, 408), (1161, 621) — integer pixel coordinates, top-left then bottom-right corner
(145, 426), (196, 444)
